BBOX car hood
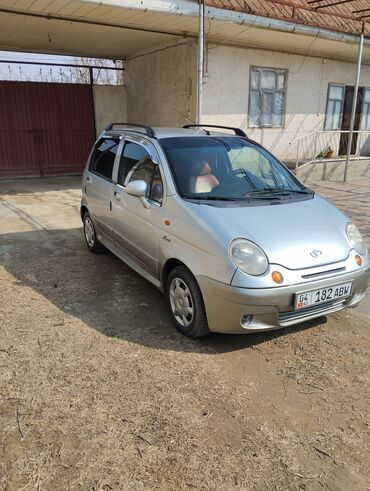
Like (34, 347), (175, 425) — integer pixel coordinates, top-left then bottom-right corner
(191, 195), (351, 270)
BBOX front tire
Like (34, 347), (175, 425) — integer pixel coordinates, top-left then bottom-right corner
(166, 266), (209, 338)
(83, 211), (105, 254)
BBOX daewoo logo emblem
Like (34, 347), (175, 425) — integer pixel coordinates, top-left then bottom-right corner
(310, 250), (322, 258)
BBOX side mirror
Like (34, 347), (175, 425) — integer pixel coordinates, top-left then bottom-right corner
(126, 180), (150, 208)
(126, 180), (147, 197)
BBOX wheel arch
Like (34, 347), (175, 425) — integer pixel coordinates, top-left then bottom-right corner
(161, 258), (191, 290)
(80, 205), (88, 221)
(162, 258), (210, 337)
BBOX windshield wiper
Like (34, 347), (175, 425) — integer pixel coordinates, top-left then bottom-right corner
(284, 188), (312, 194)
(189, 196), (238, 201)
(243, 187), (311, 197)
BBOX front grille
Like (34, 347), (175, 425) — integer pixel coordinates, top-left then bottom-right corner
(301, 267), (346, 280)
(279, 299), (347, 325)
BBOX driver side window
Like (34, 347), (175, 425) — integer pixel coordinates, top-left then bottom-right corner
(117, 141), (150, 186)
(129, 158), (164, 204)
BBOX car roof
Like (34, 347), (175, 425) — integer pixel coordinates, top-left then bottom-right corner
(102, 126), (244, 140)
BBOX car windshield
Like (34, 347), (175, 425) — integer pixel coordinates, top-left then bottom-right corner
(160, 136), (310, 202)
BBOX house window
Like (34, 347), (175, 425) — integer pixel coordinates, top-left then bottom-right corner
(249, 67), (287, 128)
(324, 85), (344, 130)
(361, 88), (370, 130)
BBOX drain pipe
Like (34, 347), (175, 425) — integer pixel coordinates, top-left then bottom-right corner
(344, 34), (364, 183)
(196, 0), (204, 124)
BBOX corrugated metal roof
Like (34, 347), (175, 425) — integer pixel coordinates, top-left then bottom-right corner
(205, 0), (370, 36)
(1, 0), (369, 60)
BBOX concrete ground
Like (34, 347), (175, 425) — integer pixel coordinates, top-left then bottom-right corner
(0, 177), (369, 490)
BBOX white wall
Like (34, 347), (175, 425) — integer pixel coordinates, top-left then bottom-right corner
(93, 85), (127, 135)
(125, 40), (370, 161)
(126, 42), (196, 127)
(202, 45), (370, 160)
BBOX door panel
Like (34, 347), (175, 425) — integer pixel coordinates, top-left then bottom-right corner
(339, 86), (364, 155)
(86, 173), (115, 237)
(111, 186), (162, 276)
(109, 139), (164, 276)
(85, 137), (120, 237)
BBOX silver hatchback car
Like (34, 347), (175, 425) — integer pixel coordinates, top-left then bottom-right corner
(81, 123), (369, 338)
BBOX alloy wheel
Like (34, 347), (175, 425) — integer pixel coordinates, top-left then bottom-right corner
(169, 277), (194, 327)
(84, 216), (95, 248)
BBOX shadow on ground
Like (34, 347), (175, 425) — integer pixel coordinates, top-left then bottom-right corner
(0, 227), (327, 354)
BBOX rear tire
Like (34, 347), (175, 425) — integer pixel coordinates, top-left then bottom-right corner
(166, 266), (209, 338)
(83, 211), (105, 254)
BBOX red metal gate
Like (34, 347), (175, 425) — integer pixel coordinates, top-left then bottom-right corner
(0, 81), (95, 178)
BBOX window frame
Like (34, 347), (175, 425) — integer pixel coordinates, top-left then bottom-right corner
(116, 139), (153, 187)
(360, 87), (370, 130)
(88, 136), (121, 183)
(324, 83), (345, 131)
(248, 66), (288, 129)
(115, 137), (165, 206)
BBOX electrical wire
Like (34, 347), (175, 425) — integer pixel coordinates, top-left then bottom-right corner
(127, 40), (192, 62)
(206, 14), (259, 51)
(289, 33), (320, 75)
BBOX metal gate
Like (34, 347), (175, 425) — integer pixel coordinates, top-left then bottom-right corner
(0, 81), (95, 178)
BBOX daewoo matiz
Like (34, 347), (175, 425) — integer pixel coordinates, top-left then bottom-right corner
(81, 123), (369, 337)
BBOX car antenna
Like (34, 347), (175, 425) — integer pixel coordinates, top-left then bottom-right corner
(175, 109), (209, 135)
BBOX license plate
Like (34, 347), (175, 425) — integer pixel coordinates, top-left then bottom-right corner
(295, 282), (352, 310)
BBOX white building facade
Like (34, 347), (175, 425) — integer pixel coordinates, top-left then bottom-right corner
(127, 39), (370, 161)
(1, 0), (370, 165)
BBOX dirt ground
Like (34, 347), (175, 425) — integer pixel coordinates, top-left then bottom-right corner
(0, 177), (369, 491)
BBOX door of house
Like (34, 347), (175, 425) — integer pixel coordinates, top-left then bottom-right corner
(338, 86), (364, 155)
(0, 81), (95, 178)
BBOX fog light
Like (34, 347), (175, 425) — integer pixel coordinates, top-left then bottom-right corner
(241, 314), (253, 327)
(271, 271), (283, 284)
(355, 255), (362, 266)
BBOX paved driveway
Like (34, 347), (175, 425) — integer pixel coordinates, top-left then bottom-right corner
(313, 177), (370, 245)
(312, 177), (370, 319)
(0, 177), (369, 490)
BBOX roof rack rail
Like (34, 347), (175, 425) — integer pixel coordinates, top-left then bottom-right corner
(105, 122), (156, 138)
(183, 124), (247, 137)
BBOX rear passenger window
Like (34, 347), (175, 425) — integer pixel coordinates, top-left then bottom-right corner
(89, 138), (119, 180)
(117, 141), (149, 186)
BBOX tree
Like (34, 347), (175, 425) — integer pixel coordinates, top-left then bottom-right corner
(70, 57), (124, 85)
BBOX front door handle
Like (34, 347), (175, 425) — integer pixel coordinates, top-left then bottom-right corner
(86, 176), (92, 184)
(114, 191), (121, 201)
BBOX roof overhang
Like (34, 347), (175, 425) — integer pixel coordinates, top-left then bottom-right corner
(206, 1), (370, 37)
(0, 0), (369, 62)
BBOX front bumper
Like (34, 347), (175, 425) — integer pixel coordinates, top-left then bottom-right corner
(197, 264), (370, 334)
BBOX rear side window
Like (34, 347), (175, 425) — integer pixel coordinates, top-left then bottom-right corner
(89, 138), (119, 180)
(117, 141), (149, 185)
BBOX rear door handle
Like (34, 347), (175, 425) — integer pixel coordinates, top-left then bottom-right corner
(114, 191), (121, 201)
(86, 176), (92, 183)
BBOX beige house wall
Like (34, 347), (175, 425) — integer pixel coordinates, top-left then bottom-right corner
(202, 45), (370, 161)
(126, 42), (197, 127)
(126, 41), (370, 161)
(93, 85), (127, 135)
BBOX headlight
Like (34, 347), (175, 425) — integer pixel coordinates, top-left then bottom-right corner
(346, 222), (367, 255)
(229, 238), (268, 276)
